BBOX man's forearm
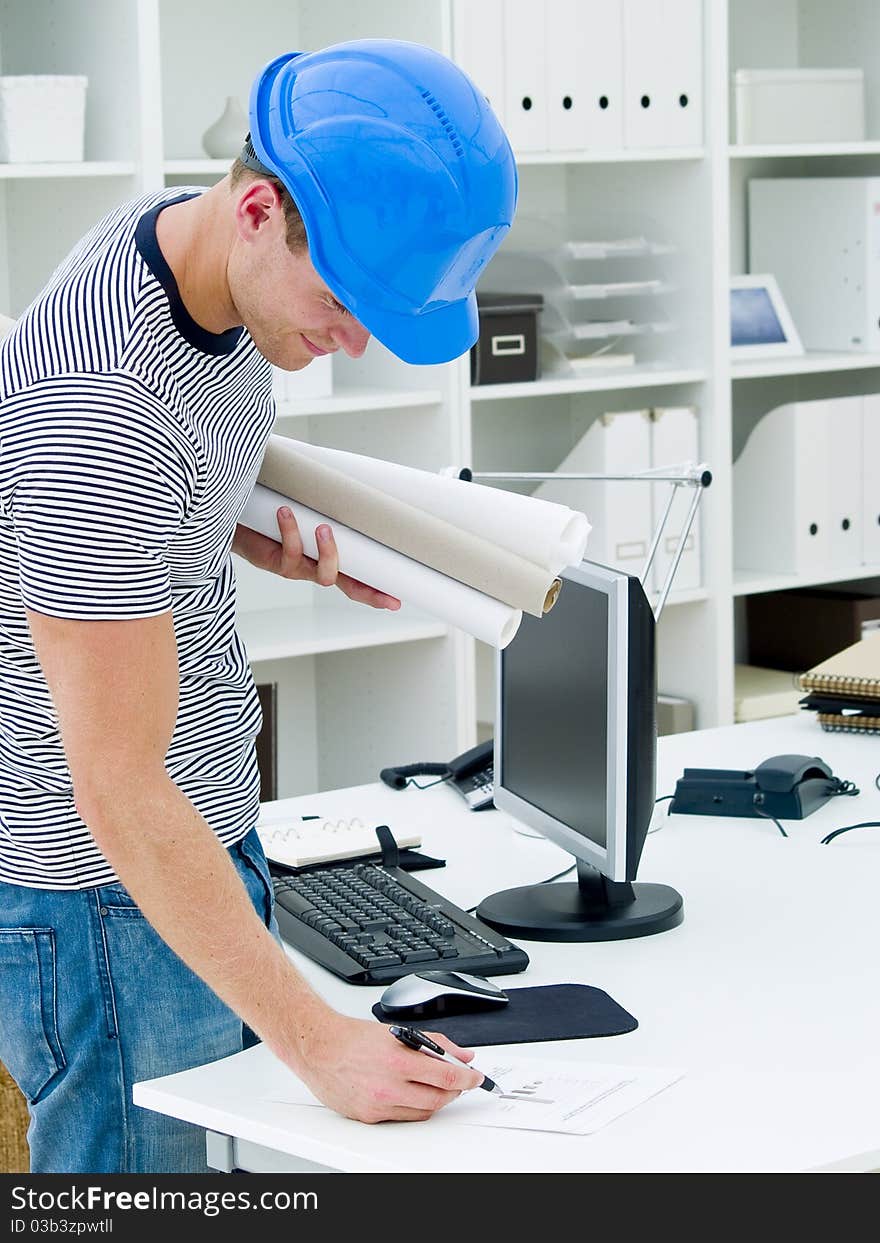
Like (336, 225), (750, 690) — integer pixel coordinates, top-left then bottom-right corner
(81, 774), (330, 1074)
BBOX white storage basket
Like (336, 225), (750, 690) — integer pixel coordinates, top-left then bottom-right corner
(0, 75), (88, 163)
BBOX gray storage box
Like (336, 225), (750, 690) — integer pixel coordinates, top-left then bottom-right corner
(471, 292), (543, 385)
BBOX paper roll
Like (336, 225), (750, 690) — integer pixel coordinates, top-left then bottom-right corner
(240, 485), (523, 649)
(275, 439), (591, 573)
(257, 437), (585, 617)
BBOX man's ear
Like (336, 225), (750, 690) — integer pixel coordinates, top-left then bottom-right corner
(234, 178), (284, 243)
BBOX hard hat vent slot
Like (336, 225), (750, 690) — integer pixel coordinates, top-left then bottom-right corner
(420, 90), (464, 157)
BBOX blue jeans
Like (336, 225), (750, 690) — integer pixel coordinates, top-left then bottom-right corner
(0, 828), (278, 1173)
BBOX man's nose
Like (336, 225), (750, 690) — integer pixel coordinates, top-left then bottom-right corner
(333, 318), (371, 358)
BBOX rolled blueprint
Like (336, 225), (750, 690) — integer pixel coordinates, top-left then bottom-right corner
(256, 437), (587, 617)
(240, 484), (523, 649)
(272, 438), (591, 573)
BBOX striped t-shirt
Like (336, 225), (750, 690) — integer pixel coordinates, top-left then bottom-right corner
(0, 189), (275, 889)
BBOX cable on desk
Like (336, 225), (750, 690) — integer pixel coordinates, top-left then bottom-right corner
(394, 775), (450, 791)
(820, 821), (880, 846)
(754, 807), (788, 838)
(649, 793), (674, 834)
(539, 862), (578, 885)
(464, 861), (577, 915)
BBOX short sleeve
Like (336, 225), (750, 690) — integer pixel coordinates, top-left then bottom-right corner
(0, 373), (198, 620)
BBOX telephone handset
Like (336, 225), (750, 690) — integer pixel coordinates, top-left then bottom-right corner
(379, 738), (495, 810)
(447, 739), (495, 810)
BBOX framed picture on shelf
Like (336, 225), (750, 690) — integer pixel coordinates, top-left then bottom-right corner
(729, 274), (803, 358)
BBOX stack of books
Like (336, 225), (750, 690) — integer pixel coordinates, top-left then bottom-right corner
(798, 633), (880, 734)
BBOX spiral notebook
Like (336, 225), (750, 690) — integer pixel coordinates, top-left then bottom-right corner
(799, 632), (880, 699)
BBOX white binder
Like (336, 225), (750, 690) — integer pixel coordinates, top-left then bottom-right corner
(733, 400), (831, 576)
(650, 406), (701, 594)
(546, 0), (624, 151)
(862, 395), (880, 565)
(534, 410), (653, 575)
(452, 0), (506, 124)
(826, 397), (863, 568)
(503, 0), (548, 151)
(622, 0), (703, 148)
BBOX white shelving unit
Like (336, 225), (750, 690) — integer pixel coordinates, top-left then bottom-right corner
(275, 388), (444, 420)
(732, 353), (880, 380)
(2, 0), (877, 794)
(517, 147), (706, 165)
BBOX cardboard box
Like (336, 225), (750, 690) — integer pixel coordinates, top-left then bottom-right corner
(657, 693), (695, 736)
(746, 584), (880, 673)
(734, 665), (802, 723)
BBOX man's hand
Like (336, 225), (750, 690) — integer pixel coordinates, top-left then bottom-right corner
(233, 507), (400, 611)
(297, 1014), (482, 1123)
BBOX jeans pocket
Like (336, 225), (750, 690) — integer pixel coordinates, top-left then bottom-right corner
(0, 928), (66, 1104)
(235, 829), (275, 929)
(96, 882), (144, 917)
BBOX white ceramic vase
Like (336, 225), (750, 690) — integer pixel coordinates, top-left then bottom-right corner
(201, 96), (248, 159)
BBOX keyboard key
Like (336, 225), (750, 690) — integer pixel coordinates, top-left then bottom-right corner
(401, 949), (441, 963)
(360, 954), (403, 969)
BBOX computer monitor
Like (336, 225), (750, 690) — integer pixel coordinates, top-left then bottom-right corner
(476, 560), (684, 942)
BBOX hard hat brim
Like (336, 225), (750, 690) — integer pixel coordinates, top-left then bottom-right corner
(353, 290), (479, 366)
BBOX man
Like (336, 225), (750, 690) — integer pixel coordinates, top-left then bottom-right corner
(0, 40), (516, 1172)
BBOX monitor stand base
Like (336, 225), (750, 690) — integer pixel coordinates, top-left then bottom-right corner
(476, 860), (684, 942)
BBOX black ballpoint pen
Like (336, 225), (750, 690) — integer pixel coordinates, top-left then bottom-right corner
(389, 1024), (504, 1095)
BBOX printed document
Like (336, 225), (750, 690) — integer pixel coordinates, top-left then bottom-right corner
(261, 1056), (684, 1136)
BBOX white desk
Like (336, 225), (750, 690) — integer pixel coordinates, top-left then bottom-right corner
(134, 715), (880, 1173)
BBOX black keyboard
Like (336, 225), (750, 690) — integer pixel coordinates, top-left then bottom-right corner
(270, 860), (529, 985)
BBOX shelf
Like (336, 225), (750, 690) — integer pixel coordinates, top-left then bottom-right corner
(731, 352), (880, 380)
(652, 587), (710, 608)
(730, 141), (880, 159)
(734, 563), (880, 598)
(236, 603), (448, 662)
(163, 159), (231, 175)
(517, 147), (705, 165)
(470, 366), (706, 401)
(0, 161), (137, 179)
(274, 388), (443, 419)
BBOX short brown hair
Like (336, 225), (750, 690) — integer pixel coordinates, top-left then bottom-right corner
(229, 157), (308, 254)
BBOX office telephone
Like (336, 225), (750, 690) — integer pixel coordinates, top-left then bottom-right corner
(669, 753), (853, 820)
(379, 738), (495, 810)
(447, 739), (495, 810)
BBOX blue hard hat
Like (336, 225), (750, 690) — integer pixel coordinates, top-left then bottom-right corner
(246, 39), (518, 365)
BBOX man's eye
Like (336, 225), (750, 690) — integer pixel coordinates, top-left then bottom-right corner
(325, 295), (349, 316)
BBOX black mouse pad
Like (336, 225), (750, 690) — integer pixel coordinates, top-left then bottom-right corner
(371, 983), (637, 1045)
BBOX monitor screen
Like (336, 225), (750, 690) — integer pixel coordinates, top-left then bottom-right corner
(495, 559), (656, 884)
(730, 285), (787, 347)
(501, 577), (611, 851)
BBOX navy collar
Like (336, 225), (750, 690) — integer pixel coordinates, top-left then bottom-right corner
(134, 194), (244, 357)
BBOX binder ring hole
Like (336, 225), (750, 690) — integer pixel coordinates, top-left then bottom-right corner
(641, 95), (651, 108)
(679, 94), (689, 108)
(809, 523), (819, 536)
(522, 96), (532, 111)
(563, 95), (572, 110)
(842, 518), (851, 531)
(599, 95), (609, 109)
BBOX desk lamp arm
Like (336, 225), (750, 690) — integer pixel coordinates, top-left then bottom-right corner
(458, 463), (712, 624)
